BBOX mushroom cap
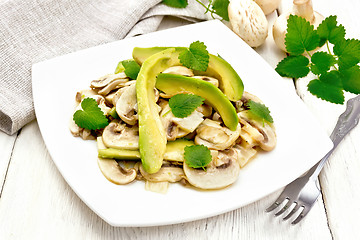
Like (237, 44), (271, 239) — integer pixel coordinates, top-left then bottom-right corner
(228, 0), (269, 47)
(116, 83), (138, 125)
(194, 119), (241, 150)
(183, 149), (241, 189)
(90, 72), (127, 88)
(97, 158), (137, 185)
(254, 0), (281, 15)
(102, 120), (139, 150)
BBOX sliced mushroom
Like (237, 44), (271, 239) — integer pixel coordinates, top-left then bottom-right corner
(195, 119), (241, 150)
(139, 161), (184, 182)
(183, 149), (241, 189)
(116, 83), (138, 125)
(232, 143), (258, 168)
(160, 103), (204, 141)
(238, 111), (276, 151)
(192, 76), (219, 87)
(75, 89), (97, 103)
(228, 0), (269, 47)
(91, 72), (127, 88)
(163, 66), (194, 76)
(196, 104), (213, 118)
(102, 120), (139, 150)
(97, 137), (136, 184)
(97, 78), (129, 96)
(89, 95), (112, 116)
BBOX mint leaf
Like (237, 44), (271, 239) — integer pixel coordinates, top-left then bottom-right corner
(333, 39), (360, 69)
(245, 100), (274, 123)
(339, 65), (360, 94)
(307, 71), (344, 104)
(121, 60), (141, 79)
(212, 0), (230, 21)
(316, 15), (346, 46)
(310, 51), (336, 75)
(179, 41), (209, 72)
(184, 145), (212, 170)
(73, 98), (109, 130)
(275, 55), (310, 78)
(285, 15), (320, 55)
(162, 0), (188, 8)
(169, 93), (205, 118)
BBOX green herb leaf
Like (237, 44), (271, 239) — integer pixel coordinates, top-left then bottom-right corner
(275, 55), (310, 78)
(316, 15), (346, 46)
(120, 60), (141, 79)
(339, 65), (360, 94)
(307, 71), (344, 104)
(310, 51), (336, 75)
(333, 39), (360, 69)
(73, 98), (109, 130)
(285, 15), (320, 55)
(179, 41), (209, 72)
(169, 93), (205, 118)
(245, 100), (274, 123)
(162, 0), (188, 8)
(184, 145), (212, 170)
(212, 0), (230, 21)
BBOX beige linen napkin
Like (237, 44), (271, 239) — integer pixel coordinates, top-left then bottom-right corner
(0, 0), (210, 135)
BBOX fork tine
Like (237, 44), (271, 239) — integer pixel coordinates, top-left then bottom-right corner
(266, 195), (287, 212)
(275, 200), (293, 216)
(283, 203), (301, 220)
(291, 206), (311, 224)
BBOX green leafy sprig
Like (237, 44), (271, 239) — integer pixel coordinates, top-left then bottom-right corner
(168, 93), (205, 118)
(276, 15), (360, 104)
(162, 0), (230, 21)
(184, 145), (212, 170)
(245, 100), (274, 123)
(115, 60), (141, 80)
(73, 98), (109, 130)
(179, 41), (210, 72)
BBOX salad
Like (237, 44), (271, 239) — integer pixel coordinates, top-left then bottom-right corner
(69, 42), (276, 193)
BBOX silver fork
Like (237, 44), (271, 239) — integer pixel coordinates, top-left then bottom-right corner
(266, 95), (360, 224)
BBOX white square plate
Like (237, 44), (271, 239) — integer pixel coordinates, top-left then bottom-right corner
(32, 20), (333, 227)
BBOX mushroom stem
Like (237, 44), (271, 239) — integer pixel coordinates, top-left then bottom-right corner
(293, 0), (314, 22)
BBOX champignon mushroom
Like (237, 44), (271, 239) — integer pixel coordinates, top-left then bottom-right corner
(160, 103), (204, 141)
(75, 89), (97, 103)
(238, 111), (276, 151)
(192, 76), (219, 87)
(273, 0), (324, 52)
(254, 0), (281, 15)
(91, 72), (127, 88)
(183, 149), (241, 189)
(194, 119), (241, 150)
(163, 66), (194, 76)
(102, 120), (139, 150)
(97, 137), (136, 184)
(228, 0), (269, 47)
(232, 143), (258, 168)
(115, 83), (138, 125)
(139, 161), (184, 182)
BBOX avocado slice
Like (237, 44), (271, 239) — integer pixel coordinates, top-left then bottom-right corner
(136, 48), (183, 173)
(132, 47), (244, 101)
(156, 73), (239, 131)
(98, 139), (194, 162)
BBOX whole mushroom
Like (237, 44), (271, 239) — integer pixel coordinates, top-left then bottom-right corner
(228, 0), (269, 47)
(273, 0), (324, 52)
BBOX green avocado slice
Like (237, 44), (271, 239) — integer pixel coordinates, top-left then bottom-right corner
(156, 73), (239, 131)
(98, 139), (194, 162)
(136, 48), (182, 174)
(132, 47), (244, 101)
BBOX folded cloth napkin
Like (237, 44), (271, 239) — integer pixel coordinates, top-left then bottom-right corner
(0, 0), (210, 135)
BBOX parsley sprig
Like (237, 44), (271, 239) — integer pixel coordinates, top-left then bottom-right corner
(162, 0), (230, 21)
(245, 100), (274, 123)
(169, 93), (205, 118)
(184, 145), (212, 170)
(73, 98), (109, 130)
(179, 41), (209, 72)
(276, 15), (360, 104)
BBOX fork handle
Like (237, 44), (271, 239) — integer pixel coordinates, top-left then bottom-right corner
(307, 95), (360, 179)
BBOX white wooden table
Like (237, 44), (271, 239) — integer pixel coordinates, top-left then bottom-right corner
(1, 0), (359, 239)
